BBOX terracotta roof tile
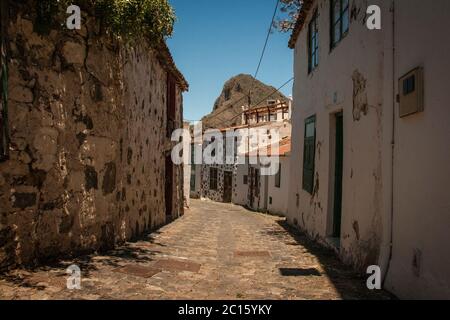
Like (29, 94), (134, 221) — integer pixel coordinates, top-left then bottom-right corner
(288, 0), (315, 49)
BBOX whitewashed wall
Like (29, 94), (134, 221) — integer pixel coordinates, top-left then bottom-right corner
(287, 0), (393, 271)
(384, 0), (450, 299)
(267, 156), (290, 216)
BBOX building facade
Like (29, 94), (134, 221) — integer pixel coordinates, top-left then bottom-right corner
(0, 2), (188, 269)
(199, 102), (292, 217)
(288, 0), (450, 299)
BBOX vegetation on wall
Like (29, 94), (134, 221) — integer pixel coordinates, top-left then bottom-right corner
(273, 0), (302, 32)
(36, 0), (176, 41)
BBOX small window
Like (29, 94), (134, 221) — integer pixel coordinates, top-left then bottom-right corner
(275, 163), (281, 188)
(330, 0), (350, 49)
(269, 197), (273, 205)
(243, 175), (248, 185)
(303, 116), (316, 194)
(269, 113), (277, 122)
(403, 75), (416, 95)
(308, 11), (319, 73)
(209, 168), (218, 190)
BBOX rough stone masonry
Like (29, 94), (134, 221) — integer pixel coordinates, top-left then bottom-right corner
(0, 1), (188, 269)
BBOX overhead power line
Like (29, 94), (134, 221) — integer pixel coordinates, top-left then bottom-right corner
(206, 0), (281, 125)
(254, 0), (280, 80)
(213, 76), (294, 129)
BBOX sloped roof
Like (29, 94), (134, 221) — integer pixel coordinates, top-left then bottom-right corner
(156, 41), (189, 91)
(246, 136), (291, 157)
(288, 0), (315, 49)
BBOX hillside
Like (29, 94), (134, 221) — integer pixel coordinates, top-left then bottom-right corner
(201, 74), (288, 129)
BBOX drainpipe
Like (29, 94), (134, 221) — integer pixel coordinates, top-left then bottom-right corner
(381, 0), (396, 287)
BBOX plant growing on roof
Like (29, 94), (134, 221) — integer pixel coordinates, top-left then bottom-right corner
(273, 0), (302, 32)
(36, 0), (176, 42)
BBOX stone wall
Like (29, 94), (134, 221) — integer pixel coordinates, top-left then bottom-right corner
(0, 3), (185, 269)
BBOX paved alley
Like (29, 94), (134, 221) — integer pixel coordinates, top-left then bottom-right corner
(0, 200), (391, 300)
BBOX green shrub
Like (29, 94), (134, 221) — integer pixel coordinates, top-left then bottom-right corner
(36, 0), (176, 42)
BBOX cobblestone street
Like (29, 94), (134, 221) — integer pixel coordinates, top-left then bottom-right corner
(0, 200), (391, 300)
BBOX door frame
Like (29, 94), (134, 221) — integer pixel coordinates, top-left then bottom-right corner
(223, 171), (233, 203)
(327, 111), (344, 239)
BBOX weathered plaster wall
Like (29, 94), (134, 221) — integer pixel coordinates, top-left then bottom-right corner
(232, 164), (248, 206)
(267, 156), (289, 216)
(287, 0), (392, 272)
(0, 6), (184, 269)
(384, 0), (450, 299)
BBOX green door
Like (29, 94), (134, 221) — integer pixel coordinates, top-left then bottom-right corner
(333, 112), (344, 238)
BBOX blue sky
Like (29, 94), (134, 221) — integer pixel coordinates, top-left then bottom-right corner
(167, 0), (294, 121)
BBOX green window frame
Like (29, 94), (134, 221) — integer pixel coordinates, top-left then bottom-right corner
(330, 0), (350, 49)
(308, 10), (319, 73)
(302, 116), (316, 194)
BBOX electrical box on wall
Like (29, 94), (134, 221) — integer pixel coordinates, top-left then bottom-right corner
(398, 67), (424, 118)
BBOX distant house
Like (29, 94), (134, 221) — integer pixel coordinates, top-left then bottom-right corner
(247, 137), (291, 216)
(287, 0), (450, 299)
(199, 101), (292, 218)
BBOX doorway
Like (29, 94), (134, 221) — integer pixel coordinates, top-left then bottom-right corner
(332, 112), (344, 238)
(165, 155), (173, 222)
(223, 171), (232, 203)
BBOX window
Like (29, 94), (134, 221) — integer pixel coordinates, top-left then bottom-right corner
(243, 175), (248, 185)
(257, 113), (265, 123)
(254, 169), (260, 197)
(303, 116), (316, 194)
(190, 168), (196, 192)
(403, 75), (416, 95)
(275, 163), (281, 188)
(308, 11), (319, 73)
(330, 0), (350, 49)
(209, 167), (218, 190)
(269, 112), (277, 122)
(166, 73), (176, 138)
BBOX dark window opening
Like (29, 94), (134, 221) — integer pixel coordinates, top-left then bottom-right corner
(303, 116), (316, 194)
(166, 73), (177, 138)
(243, 175), (248, 185)
(330, 0), (350, 49)
(403, 75), (416, 95)
(308, 10), (319, 73)
(275, 163), (281, 188)
(210, 167), (218, 190)
(254, 169), (260, 197)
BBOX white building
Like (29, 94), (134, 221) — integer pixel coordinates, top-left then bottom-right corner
(287, 0), (450, 299)
(199, 102), (292, 215)
(247, 137), (291, 216)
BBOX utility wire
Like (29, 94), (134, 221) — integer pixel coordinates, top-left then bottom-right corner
(206, 0), (281, 125)
(213, 76), (294, 129)
(254, 0), (280, 80)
